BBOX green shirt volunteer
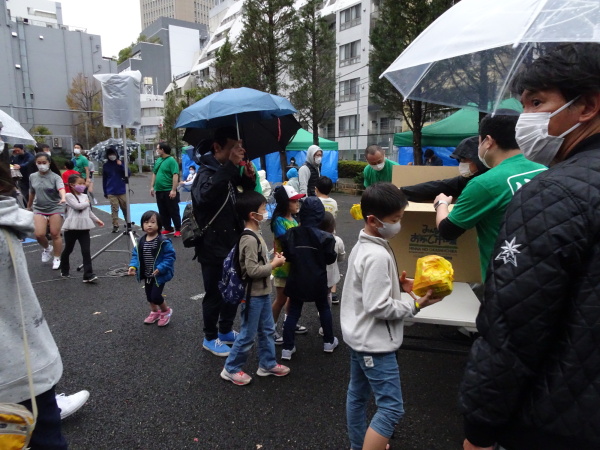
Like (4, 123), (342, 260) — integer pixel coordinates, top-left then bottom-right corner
(153, 156), (180, 191)
(363, 159), (399, 187)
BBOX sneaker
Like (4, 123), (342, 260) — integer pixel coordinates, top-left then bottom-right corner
(220, 368), (251, 385)
(112, 226), (119, 233)
(52, 257), (61, 270)
(295, 324), (308, 334)
(157, 308), (172, 326)
(274, 331), (283, 345)
(61, 272), (70, 279)
(161, 229), (174, 235)
(324, 337), (339, 353)
(83, 275), (98, 283)
(173, 231), (181, 238)
(93, 198), (98, 205)
(41, 245), (53, 263)
(331, 294), (339, 304)
(257, 364), (290, 377)
(218, 330), (239, 345)
(55, 390), (90, 420)
(281, 347), (296, 360)
(203, 338), (231, 357)
(144, 311), (161, 324)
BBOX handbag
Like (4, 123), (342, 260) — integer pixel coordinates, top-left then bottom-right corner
(0, 229), (37, 449)
(181, 189), (230, 248)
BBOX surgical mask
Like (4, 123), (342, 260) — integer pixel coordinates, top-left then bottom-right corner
(37, 164), (49, 172)
(515, 96), (581, 166)
(73, 184), (86, 193)
(155, 151), (161, 157)
(478, 138), (492, 169)
(45, 151), (51, 157)
(314, 156), (322, 165)
(252, 212), (268, 224)
(371, 160), (386, 171)
(458, 162), (473, 177)
(374, 217), (401, 240)
(0, 139), (4, 154)
(74, 149), (81, 155)
(108, 155), (117, 161)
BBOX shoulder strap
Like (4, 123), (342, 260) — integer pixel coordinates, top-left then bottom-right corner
(3, 229), (38, 421)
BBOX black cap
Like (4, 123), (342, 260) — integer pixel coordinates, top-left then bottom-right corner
(450, 136), (488, 174)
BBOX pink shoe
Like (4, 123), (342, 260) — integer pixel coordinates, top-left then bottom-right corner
(144, 311), (161, 324)
(157, 307), (172, 327)
(220, 368), (252, 385)
(256, 364), (290, 377)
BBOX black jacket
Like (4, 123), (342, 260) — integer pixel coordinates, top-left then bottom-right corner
(459, 133), (600, 449)
(282, 197), (336, 301)
(401, 175), (474, 203)
(191, 152), (255, 264)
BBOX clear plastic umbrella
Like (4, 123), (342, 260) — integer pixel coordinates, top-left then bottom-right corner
(0, 110), (36, 145)
(381, 0), (600, 112)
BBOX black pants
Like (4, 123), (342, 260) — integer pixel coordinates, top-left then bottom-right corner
(19, 386), (68, 450)
(61, 229), (93, 278)
(201, 262), (238, 341)
(155, 190), (181, 232)
(144, 278), (165, 305)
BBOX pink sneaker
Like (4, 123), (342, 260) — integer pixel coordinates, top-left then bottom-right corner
(256, 364), (290, 377)
(220, 368), (252, 385)
(157, 308), (172, 327)
(144, 311), (161, 324)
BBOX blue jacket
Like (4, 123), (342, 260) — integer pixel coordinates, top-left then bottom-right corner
(102, 160), (127, 195)
(129, 234), (176, 286)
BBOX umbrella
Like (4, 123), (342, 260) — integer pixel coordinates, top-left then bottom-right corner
(89, 138), (140, 161)
(0, 110), (36, 145)
(381, 0), (600, 112)
(176, 87), (301, 161)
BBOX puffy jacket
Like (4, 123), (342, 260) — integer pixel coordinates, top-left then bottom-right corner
(459, 133), (600, 449)
(191, 152), (255, 264)
(130, 234), (176, 286)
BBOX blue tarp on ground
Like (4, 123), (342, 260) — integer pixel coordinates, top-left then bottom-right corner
(398, 146), (459, 166)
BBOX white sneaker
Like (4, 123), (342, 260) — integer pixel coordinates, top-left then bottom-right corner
(52, 257), (61, 270)
(324, 337), (339, 353)
(281, 347), (296, 360)
(56, 390), (90, 420)
(41, 245), (53, 263)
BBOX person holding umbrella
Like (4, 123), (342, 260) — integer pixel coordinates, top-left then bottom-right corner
(192, 126), (257, 357)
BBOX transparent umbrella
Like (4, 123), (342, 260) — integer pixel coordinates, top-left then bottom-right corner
(0, 110), (36, 145)
(381, 0), (600, 112)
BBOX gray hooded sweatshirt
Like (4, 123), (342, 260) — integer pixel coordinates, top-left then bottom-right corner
(0, 196), (63, 403)
(298, 146), (321, 196)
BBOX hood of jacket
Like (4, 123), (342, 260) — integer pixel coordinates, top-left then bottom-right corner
(286, 167), (298, 179)
(299, 196), (324, 227)
(199, 151), (222, 171)
(305, 145), (322, 167)
(0, 196), (34, 238)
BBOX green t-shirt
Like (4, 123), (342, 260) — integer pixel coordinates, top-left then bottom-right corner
(153, 156), (180, 191)
(363, 158), (399, 187)
(448, 154), (546, 280)
(73, 155), (89, 179)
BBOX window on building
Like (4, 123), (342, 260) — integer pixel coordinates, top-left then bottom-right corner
(324, 122), (335, 139)
(339, 40), (360, 67)
(339, 78), (360, 102)
(339, 115), (358, 137)
(340, 4), (361, 31)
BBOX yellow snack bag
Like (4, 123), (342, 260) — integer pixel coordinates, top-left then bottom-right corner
(350, 204), (363, 220)
(413, 255), (454, 297)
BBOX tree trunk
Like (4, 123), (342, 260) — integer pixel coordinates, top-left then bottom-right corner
(412, 101), (423, 165)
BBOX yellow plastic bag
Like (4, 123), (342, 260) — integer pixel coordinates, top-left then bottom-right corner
(413, 255), (454, 297)
(350, 204), (363, 220)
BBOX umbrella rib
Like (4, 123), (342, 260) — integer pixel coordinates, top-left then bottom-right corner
(513, 0), (549, 47)
(492, 43), (532, 112)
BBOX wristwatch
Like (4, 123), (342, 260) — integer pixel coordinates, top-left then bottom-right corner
(434, 200), (449, 210)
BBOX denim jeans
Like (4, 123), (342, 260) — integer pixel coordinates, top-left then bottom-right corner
(224, 295), (277, 373)
(346, 350), (404, 450)
(201, 262), (238, 340)
(282, 296), (334, 350)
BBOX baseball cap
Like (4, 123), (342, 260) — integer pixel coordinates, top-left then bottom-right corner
(274, 185), (306, 203)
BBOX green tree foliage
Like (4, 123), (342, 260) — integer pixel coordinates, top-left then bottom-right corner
(236, 0), (295, 94)
(370, 0), (453, 164)
(66, 73), (110, 148)
(211, 37), (241, 90)
(117, 34), (162, 64)
(30, 125), (52, 144)
(288, 0), (336, 145)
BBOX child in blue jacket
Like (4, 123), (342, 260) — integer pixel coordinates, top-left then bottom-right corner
(128, 210), (176, 326)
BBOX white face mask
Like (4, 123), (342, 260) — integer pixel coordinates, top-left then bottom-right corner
(0, 139), (4, 154)
(252, 212), (268, 224)
(478, 138), (492, 169)
(515, 96), (581, 166)
(314, 156), (322, 165)
(156, 150), (161, 157)
(74, 148), (81, 155)
(458, 162), (473, 178)
(371, 160), (386, 172)
(374, 217), (401, 240)
(37, 164), (50, 173)
(108, 155), (117, 161)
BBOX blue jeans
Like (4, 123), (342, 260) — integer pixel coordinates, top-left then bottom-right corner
(282, 296), (334, 350)
(224, 295), (277, 373)
(346, 350), (404, 450)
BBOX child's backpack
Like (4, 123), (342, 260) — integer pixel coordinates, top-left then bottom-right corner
(219, 230), (265, 306)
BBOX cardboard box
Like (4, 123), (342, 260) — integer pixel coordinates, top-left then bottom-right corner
(390, 165), (482, 283)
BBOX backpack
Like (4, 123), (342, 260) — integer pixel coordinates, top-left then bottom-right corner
(219, 230), (265, 306)
(181, 190), (230, 248)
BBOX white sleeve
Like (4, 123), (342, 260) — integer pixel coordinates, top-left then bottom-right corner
(298, 166), (309, 195)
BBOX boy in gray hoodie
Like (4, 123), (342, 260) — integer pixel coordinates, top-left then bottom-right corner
(340, 183), (444, 450)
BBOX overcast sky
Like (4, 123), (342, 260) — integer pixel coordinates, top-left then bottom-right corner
(59, 0), (142, 58)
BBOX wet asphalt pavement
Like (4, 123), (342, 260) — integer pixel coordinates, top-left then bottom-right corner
(24, 173), (471, 449)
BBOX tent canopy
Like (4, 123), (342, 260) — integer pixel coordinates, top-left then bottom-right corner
(394, 98), (523, 147)
(286, 128), (338, 151)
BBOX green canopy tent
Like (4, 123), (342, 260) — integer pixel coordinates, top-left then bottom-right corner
(394, 98), (523, 147)
(286, 128), (339, 150)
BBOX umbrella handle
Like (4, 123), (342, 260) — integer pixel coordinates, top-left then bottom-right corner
(236, 114), (240, 140)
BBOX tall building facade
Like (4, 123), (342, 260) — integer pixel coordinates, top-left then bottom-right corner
(140, 0), (212, 29)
